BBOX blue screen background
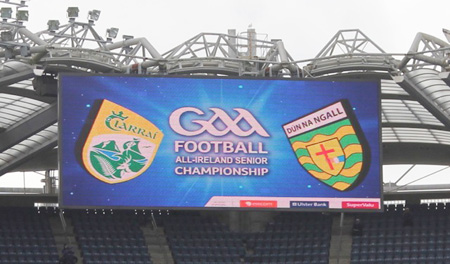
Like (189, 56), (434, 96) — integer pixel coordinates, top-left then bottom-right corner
(59, 75), (381, 208)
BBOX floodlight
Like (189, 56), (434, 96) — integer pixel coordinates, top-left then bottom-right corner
(87, 9), (101, 22)
(444, 29), (450, 43)
(47, 20), (60, 32)
(1, 30), (13, 41)
(0, 7), (12, 19)
(67, 7), (79, 18)
(16, 10), (28, 21)
(106, 27), (119, 39)
(123, 35), (134, 40)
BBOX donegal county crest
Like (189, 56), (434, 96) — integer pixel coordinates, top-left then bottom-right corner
(82, 99), (163, 184)
(282, 100), (370, 191)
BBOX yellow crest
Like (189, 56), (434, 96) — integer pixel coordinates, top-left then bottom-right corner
(81, 99), (163, 184)
(307, 138), (345, 176)
(284, 100), (368, 192)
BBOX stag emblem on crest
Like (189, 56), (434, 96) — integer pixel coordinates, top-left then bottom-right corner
(81, 99), (163, 184)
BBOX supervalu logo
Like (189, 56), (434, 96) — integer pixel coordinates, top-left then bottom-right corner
(81, 99), (163, 184)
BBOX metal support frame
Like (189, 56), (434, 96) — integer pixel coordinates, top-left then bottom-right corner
(0, 102), (56, 153)
(0, 134), (57, 176)
(161, 31), (299, 77)
(393, 74), (450, 128)
(383, 143), (450, 165)
(0, 86), (56, 103)
(0, 68), (34, 86)
(397, 32), (450, 72)
(0, 3), (450, 194)
(336, 213), (344, 264)
(304, 29), (399, 77)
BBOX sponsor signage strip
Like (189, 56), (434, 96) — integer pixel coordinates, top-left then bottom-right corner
(205, 196), (380, 210)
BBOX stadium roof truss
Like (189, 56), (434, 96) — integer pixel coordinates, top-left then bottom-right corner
(0, 1), (450, 195)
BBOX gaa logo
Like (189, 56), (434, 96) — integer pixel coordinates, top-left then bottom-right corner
(169, 107), (269, 137)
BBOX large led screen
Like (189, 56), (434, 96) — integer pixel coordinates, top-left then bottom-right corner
(59, 75), (382, 211)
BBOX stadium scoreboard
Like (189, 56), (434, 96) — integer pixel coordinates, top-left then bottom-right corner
(59, 75), (382, 211)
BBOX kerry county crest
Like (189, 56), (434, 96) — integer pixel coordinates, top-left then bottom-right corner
(282, 100), (370, 191)
(82, 99), (163, 184)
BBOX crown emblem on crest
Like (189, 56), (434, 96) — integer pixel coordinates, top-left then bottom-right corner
(112, 111), (127, 120)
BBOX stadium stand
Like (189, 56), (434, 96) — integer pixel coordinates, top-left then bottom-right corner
(160, 211), (332, 264)
(351, 203), (450, 264)
(163, 211), (244, 264)
(0, 208), (59, 264)
(245, 213), (331, 264)
(7, 206), (450, 263)
(71, 211), (152, 264)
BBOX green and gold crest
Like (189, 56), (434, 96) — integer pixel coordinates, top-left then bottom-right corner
(81, 99), (163, 184)
(283, 100), (370, 191)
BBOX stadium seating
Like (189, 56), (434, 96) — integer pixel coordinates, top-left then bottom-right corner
(71, 210), (152, 264)
(0, 208), (59, 264)
(351, 203), (450, 264)
(163, 211), (244, 264)
(163, 211), (331, 264)
(8, 204), (450, 264)
(245, 212), (331, 264)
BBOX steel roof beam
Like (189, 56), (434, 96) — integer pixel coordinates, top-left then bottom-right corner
(0, 102), (57, 153)
(397, 32), (450, 71)
(382, 122), (445, 130)
(12, 148), (57, 172)
(385, 183), (450, 192)
(0, 86), (56, 103)
(393, 75), (450, 129)
(383, 142), (450, 165)
(439, 71), (450, 86)
(0, 136), (57, 177)
(0, 69), (34, 87)
(381, 93), (414, 100)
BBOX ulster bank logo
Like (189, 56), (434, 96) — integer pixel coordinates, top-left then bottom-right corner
(283, 100), (370, 191)
(81, 99), (163, 184)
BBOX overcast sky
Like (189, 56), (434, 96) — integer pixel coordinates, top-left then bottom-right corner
(22, 0), (450, 61)
(2, 0), (450, 188)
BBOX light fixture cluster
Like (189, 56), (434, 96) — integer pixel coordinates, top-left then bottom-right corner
(0, 5), (125, 43)
(45, 7), (121, 41)
(0, 7), (28, 21)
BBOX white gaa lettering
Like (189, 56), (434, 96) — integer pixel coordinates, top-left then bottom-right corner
(169, 107), (270, 137)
